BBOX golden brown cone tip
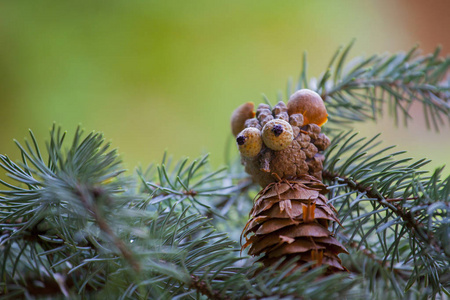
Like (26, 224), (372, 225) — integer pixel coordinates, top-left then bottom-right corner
(231, 102), (255, 136)
(287, 89), (328, 127)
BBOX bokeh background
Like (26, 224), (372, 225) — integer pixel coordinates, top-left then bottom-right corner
(1, 0), (449, 177)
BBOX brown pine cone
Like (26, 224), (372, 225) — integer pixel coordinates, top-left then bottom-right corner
(242, 176), (348, 274)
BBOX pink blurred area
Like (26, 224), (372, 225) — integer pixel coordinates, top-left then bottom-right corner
(398, 0), (450, 53)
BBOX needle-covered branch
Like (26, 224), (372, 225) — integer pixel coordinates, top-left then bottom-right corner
(322, 131), (449, 297)
(1, 44), (449, 299)
(0, 126), (356, 299)
(292, 42), (450, 128)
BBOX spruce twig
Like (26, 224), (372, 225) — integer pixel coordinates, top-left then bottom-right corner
(323, 169), (448, 256)
(295, 43), (450, 128)
(322, 131), (449, 297)
(75, 184), (140, 273)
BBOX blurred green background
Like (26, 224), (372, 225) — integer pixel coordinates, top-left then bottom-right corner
(1, 0), (449, 176)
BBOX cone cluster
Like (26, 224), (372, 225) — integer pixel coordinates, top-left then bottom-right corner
(232, 90), (348, 275)
(242, 101), (330, 187)
(242, 175), (348, 273)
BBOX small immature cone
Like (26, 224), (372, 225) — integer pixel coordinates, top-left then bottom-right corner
(242, 121), (329, 186)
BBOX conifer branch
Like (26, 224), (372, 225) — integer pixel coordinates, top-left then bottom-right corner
(322, 131), (449, 297)
(323, 169), (447, 256)
(2, 43), (450, 299)
(294, 42), (450, 128)
(75, 184), (140, 272)
(190, 275), (230, 300)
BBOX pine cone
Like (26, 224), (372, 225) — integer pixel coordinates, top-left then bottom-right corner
(242, 176), (348, 274)
(231, 89), (348, 275)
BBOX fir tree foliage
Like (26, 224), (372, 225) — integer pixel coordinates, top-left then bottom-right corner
(1, 44), (450, 299)
(292, 41), (449, 129)
(0, 126), (355, 299)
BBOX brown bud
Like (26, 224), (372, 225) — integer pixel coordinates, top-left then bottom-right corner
(260, 115), (274, 127)
(245, 118), (262, 131)
(314, 133), (331, 151)
(287, 89), (328, 126)
(231, 102), (255, 136)
(302, 124), (321, 140)
(256, 104), (271, 118)
(276, 112), (289, 122)
(272, 101), (288, 115)
(289, 113), (304, 127)
(302, 143), (318, 159)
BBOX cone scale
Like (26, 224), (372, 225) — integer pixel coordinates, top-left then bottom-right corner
(232, 89), (348, 274)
